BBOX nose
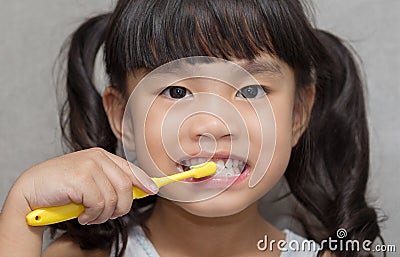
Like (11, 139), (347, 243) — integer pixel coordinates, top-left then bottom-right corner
(182, 113), (232, 142)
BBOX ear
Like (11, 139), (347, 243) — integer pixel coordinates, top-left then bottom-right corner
(103, 86), (135, 152)
(291, 84), (316, 147)
(102, 86), (135, 150)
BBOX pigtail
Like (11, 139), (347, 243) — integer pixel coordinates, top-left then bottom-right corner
(285, 30), (383, 256)
(54, 14), (131, 257)
(60, 13), (116, 152)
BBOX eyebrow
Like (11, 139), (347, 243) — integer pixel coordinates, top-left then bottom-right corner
(240, 60), (282, 76)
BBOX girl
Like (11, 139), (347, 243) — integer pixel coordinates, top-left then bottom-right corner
(0, 1), (384, 257)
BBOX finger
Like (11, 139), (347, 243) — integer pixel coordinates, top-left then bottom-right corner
(91, 148), (158, 194)
(69, 158), (118, 225)
(67, 173), (106, 225)
(85, 166), (119, 225)
(91, 151), (134, 219)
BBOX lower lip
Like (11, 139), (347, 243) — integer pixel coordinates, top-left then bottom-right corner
(184, 164), (251, 189)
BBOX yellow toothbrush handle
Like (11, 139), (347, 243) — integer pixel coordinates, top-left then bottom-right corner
(132, 186), (151, 199)
(26, 188), (155, 226)
(26, 203), (85, 226)
(25, 186), (153, 226)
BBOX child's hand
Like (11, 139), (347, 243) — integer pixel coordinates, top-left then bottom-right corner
(8, 147), (158, 225)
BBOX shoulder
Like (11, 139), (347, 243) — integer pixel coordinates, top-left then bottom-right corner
(42, 234), (109, 257)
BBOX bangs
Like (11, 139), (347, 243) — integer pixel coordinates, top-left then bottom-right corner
(105, 0), (317, 83)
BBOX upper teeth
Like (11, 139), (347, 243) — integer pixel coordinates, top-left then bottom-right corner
(180, 157), (246, 176)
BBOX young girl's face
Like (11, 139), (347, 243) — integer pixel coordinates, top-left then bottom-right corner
(108, 55), (314, 217)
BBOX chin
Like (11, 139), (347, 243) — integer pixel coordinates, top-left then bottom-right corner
(176, 192), (254, 218)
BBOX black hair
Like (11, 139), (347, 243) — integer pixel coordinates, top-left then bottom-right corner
(54, 1), (384, 256)
(286, 30), (386, 256)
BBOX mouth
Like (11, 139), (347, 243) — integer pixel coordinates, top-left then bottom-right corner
(176, 156), (249, 182)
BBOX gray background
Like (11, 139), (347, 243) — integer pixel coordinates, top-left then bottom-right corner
(0, 0), (398, 253)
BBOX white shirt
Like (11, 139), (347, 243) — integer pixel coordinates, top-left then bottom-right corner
(112, 226), (320, 257)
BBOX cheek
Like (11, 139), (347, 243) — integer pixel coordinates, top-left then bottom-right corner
(238, 87), (295, 192)
(125, 98), (182, 186)
(257, 93), (295, 188)
(265, 74), (296, 152)
(144, 108), (163, 148)
(142, 102), (171, 170)
(272, 97), (294, 152)
(238, 93), (294, 168)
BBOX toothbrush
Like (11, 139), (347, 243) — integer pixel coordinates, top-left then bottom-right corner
(26, 161), (216, 226)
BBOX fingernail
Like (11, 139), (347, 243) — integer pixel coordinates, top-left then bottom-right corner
(147, 182), (159, 194)
(79, 214), (90, 225)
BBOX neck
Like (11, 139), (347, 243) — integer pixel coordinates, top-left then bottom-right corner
(146, 198), (282, 257)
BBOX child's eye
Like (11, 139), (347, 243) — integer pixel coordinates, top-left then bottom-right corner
(236, 85), (269, 99)
(161, 86), (192, 99)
